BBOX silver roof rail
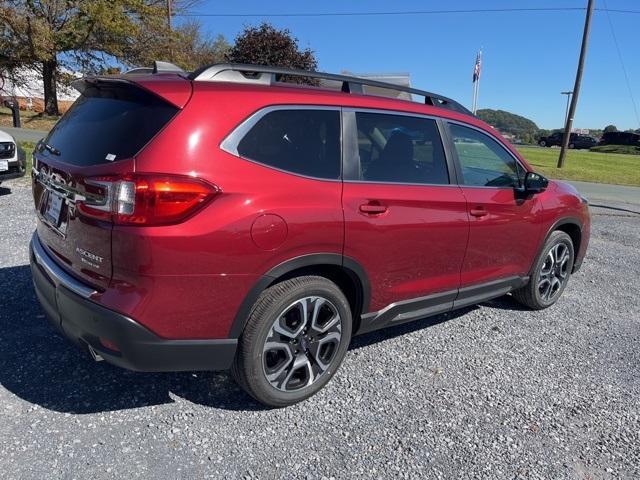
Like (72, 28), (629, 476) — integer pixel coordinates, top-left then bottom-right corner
(189, 63), (472, 115)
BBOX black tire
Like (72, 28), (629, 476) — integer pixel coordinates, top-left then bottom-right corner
(232, 276), (352, 407)
(512, 231), (575, 310)
(539, 140), (547, 147)
(568, 143), (575, 149)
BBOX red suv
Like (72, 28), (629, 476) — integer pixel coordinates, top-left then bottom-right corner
(30, 63), (590, 407)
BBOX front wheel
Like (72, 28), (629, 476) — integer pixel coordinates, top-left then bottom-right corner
(232, 276), (352, 407)
(512, 231), (575, 310)
(539, 140), (547, 147)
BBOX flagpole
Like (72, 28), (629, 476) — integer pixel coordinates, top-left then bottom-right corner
(474, 50), (482, 114)
(475, 71), (480, 113)
(472, 79), (477, 113)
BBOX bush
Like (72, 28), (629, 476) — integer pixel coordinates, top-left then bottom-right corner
(590, 144), (640, 155)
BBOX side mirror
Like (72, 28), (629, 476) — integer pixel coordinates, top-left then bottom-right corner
(520, 172), (549, 194)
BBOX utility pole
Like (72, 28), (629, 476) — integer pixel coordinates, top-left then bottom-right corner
(558, 0), (595, 168)
(166, 0), (173, 61)
(561, 91), (573, 124)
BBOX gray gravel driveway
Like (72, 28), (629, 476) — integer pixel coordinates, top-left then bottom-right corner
(1, 179), (638, 479)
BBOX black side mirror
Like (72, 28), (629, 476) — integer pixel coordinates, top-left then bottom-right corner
(519, 172), (549, 194)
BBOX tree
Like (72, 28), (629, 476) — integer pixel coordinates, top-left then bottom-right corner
(172, 21), (230, 71)
(225, 23), (318, 84)
(604, 124), (618, 133)
(476, 109), (539, 143)
(0, 1), (225, 115)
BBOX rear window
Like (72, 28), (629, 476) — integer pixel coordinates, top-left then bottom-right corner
(43, 83), (178, 166)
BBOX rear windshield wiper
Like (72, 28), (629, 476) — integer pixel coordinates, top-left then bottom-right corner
(43, 143), (61, 156)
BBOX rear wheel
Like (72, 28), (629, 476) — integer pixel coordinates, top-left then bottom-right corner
(568, 143), (575, 149)
(513, 231), (575, 310)
(539, 140), (547, 147)
(232, 276), (352, 407)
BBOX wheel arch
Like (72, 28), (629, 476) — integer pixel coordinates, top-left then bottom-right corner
(228, 254), (370, 338)
(532, 217), (582, 276)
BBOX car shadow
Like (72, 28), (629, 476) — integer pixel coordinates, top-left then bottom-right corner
(0, 264), (265, 414)
(0, 185), (12, 196)
(0, 264), (515, 414)
(350, 307), (476, 350)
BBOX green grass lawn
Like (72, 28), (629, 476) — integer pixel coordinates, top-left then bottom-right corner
(19, 142), (35, 176)
(1, 107), (60, 131)
(516, 146), (640, 186)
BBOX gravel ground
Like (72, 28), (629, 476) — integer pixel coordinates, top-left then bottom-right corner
(1, 179), (639, 479)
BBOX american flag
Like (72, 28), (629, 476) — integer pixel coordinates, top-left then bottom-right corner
(473, 51), (482, 83)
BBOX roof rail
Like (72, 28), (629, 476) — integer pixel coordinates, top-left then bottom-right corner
(189, 63), (472, 115)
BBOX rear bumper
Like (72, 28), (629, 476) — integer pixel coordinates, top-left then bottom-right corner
(29, 233), (237, 372)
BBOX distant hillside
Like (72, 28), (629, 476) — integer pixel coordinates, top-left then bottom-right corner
(476, 109), (539, 143)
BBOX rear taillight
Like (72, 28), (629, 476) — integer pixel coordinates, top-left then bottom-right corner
(77, 174), (219, 226)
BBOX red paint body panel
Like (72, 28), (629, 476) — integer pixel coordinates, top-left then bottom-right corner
(459, 188), (544, 286)
(32, 74), (591, 342)
(342, 184), (468, 310)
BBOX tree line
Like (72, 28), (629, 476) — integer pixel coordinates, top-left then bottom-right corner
(477, 109), (640, 144)
(0, 1), (318, 115)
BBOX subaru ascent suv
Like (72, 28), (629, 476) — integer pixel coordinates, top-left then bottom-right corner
(30, 63), (590, 407)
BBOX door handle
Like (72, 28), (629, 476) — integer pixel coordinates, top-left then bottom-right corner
(469, 207), (488, 217)
(359, 203), (388, 215)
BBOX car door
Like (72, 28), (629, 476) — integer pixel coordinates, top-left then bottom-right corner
(342, 110), (469, 318)
(446, 122), (544, 288)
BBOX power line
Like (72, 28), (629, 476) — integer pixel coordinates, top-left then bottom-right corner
(603, 0), (640, 128)
(175, 7), (640, 18)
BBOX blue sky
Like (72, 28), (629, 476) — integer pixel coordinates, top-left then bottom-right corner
(182, 0), (640, 131)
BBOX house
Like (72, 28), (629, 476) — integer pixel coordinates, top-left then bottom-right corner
(320, 72), (413, 100)
(0, 66), (80, 113)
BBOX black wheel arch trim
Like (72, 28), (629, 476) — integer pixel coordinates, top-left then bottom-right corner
(533, 216), (583, 276)
(228, 253), (371, 338)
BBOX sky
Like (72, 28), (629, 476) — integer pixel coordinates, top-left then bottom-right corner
(179, 0), (640, 131)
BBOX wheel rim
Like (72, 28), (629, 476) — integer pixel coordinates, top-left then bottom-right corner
(262, 296), (342, 392)
(537, 243), (571, 302)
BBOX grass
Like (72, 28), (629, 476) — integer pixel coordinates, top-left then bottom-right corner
(0, 107), (60, 132)
(516, 146), (640, 186)
(19, 142), (36, 176)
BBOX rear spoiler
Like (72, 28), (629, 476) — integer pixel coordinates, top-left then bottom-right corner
(71, 70), (192, 109)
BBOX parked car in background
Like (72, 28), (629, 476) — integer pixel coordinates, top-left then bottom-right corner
(599, 131), (640, 146)
(30, 63), (590, 407)
(538, 132), (597, 149)
(0, 129), (26, 185)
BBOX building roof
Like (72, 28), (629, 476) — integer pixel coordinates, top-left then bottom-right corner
(0, 66), (80, 102)
(320, 72), (413, 101)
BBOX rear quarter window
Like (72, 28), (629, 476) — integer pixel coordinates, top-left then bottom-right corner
(235, 109), (341, 180)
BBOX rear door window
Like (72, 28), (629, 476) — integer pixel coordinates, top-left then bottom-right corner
(236, 109), (341, 179)
(355, 112), (449, 184)
(42, 83), (178, 166)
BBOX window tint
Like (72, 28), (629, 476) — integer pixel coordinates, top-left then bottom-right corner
(449, 124), (521, 188)
(236, 109), (340, 179)
(43, 84), (178, 166)
(355, 112), (448, 184)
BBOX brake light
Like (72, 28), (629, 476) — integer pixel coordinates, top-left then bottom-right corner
(77, 174), (219, 226)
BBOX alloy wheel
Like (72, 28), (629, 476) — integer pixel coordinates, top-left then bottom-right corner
(262, 296), (342, 392)
(537, 242), (571, 302)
